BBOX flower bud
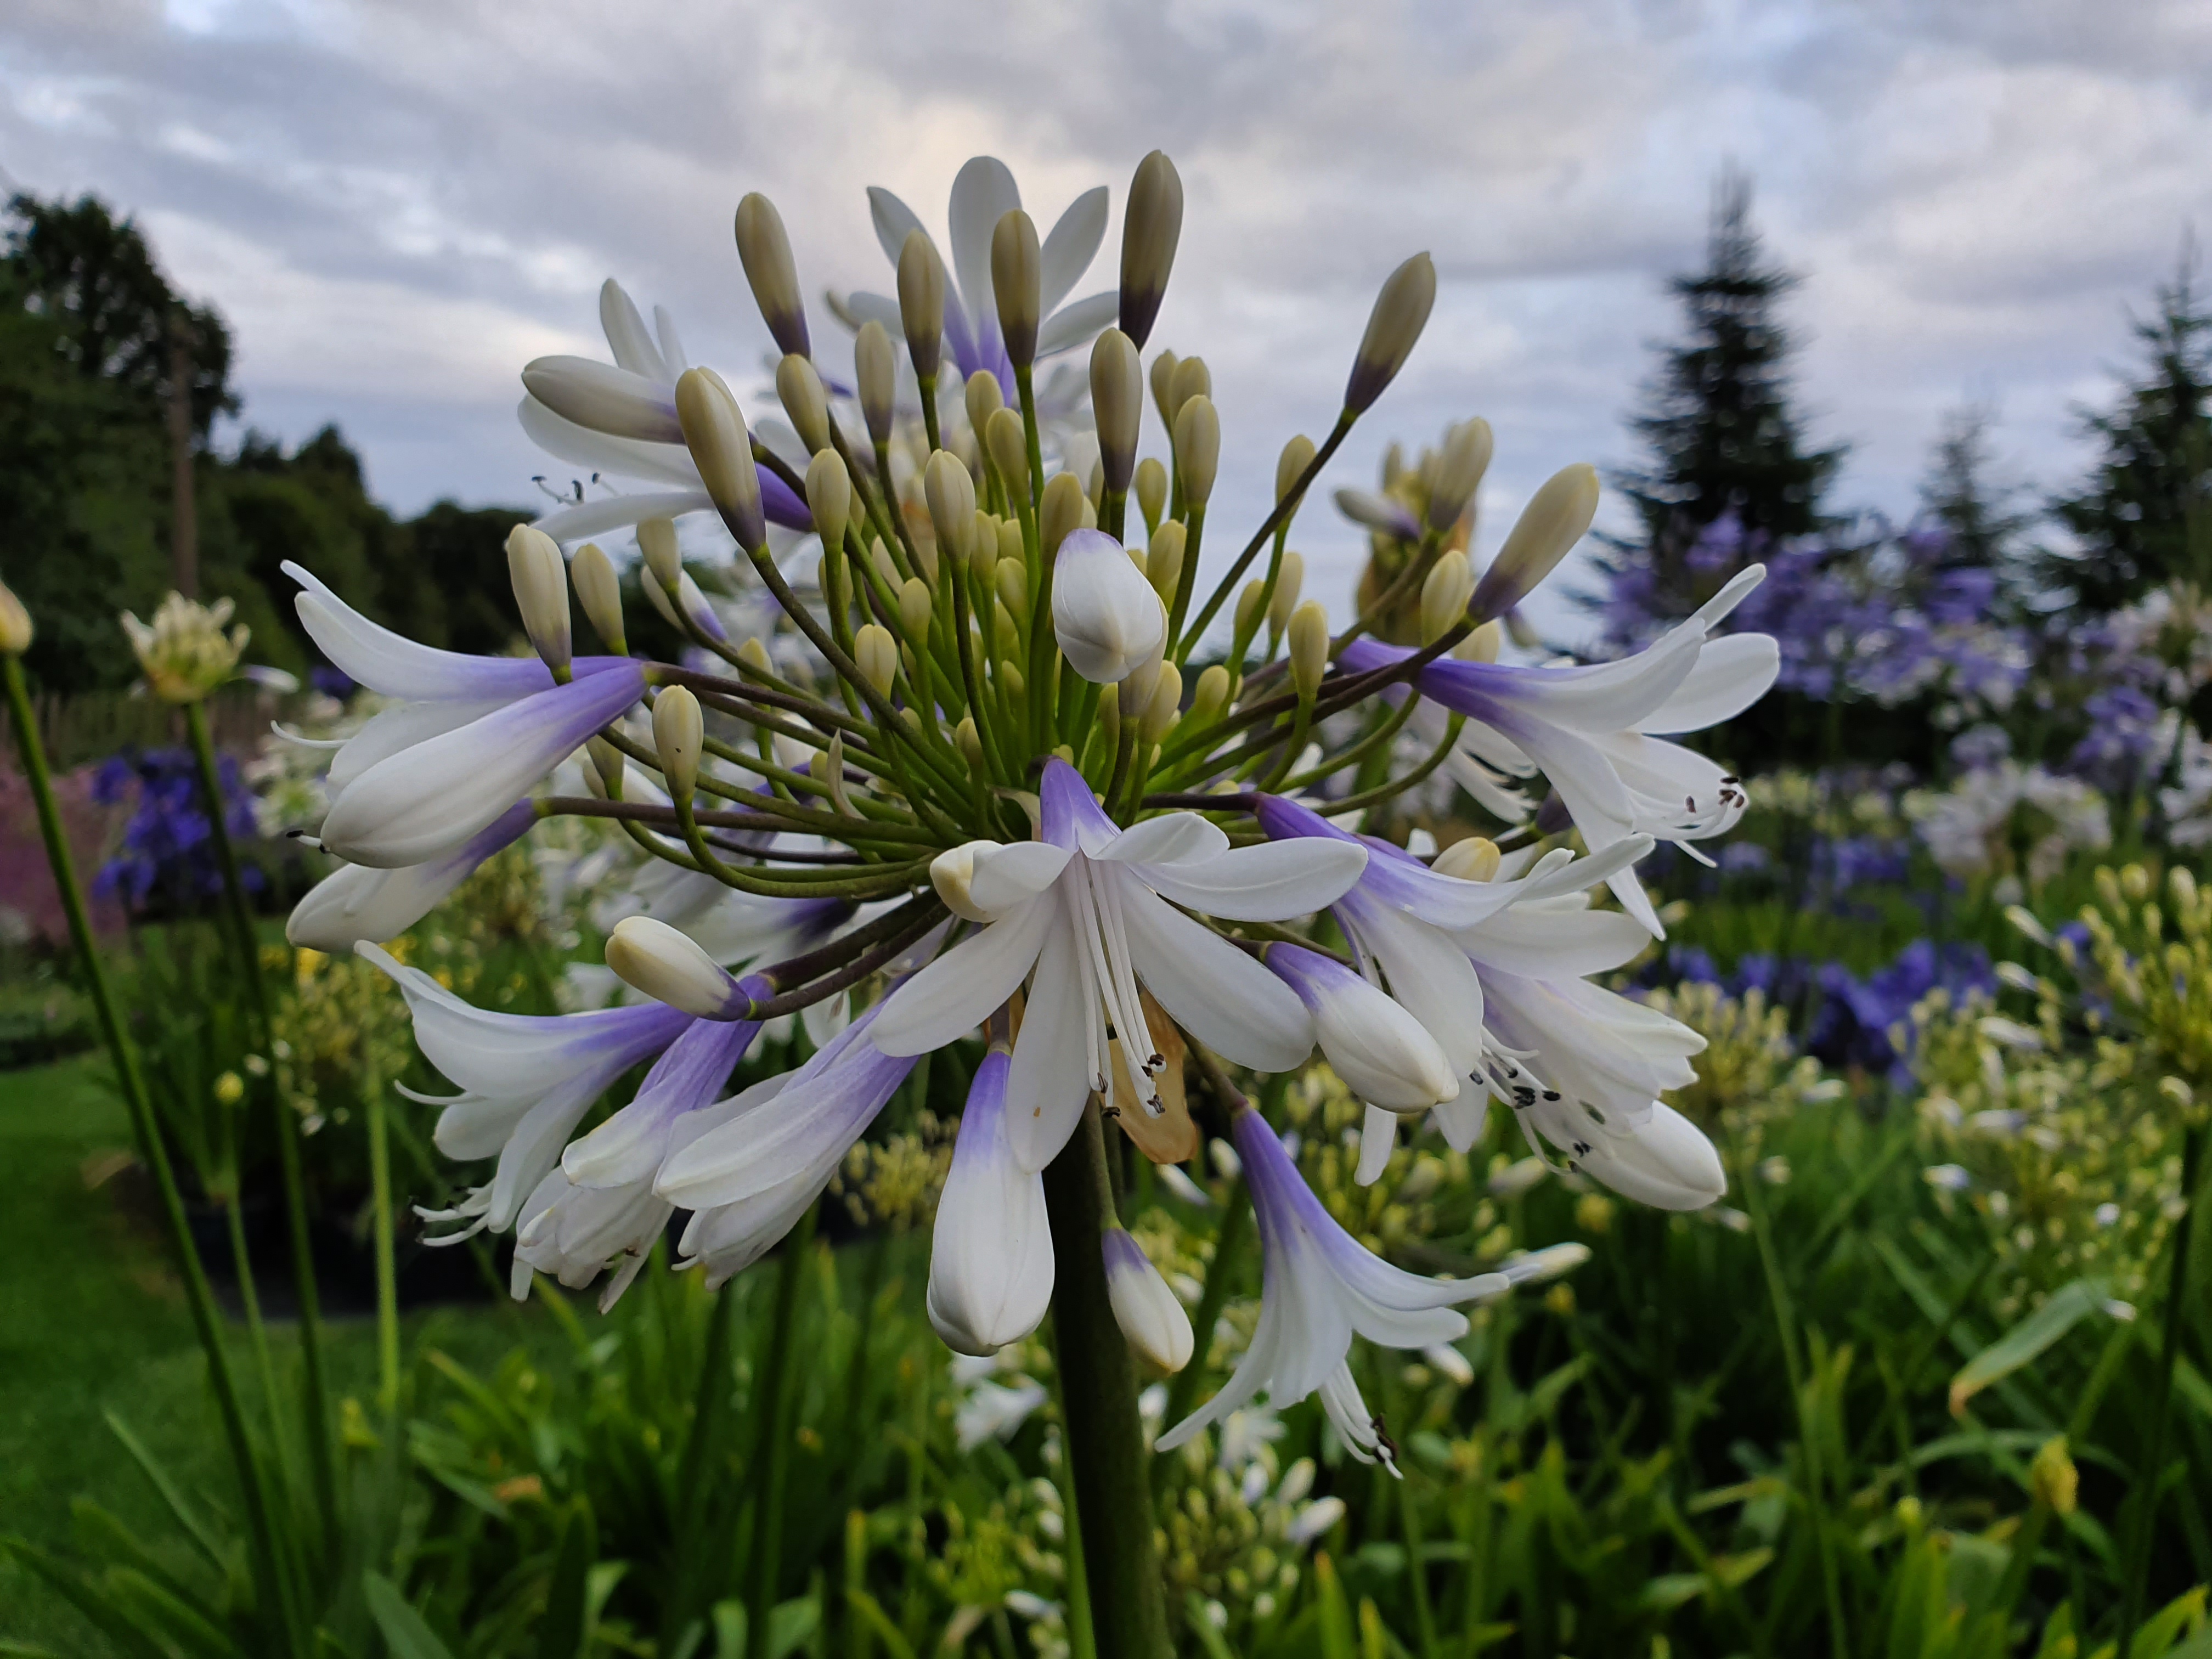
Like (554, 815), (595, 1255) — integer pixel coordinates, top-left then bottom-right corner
(674, 367), (766, 553)
(991, 208), (1042, 370)
(568, 541), (625, 655)
(121, 593), (247, 703)
(967, 512), (1000, 582)
(1090, 328), (1142, 494)
(805, 449), (852, 555)
(636, 516), (682, 600)
(505, 523), (572, 679)
(1146, 521), (1186, 606)
(1141, 660), (1182, 744)
(1173, 394), (1219, 509)
(1234, 580), (1266, 642)
(775, 353), (831, 455)
(1119, 151), (1183, 349)
(585, 735), (624, 799)
(737, 635), (772, 677)
(1286, 601), (1329, 700)
(1053, 528), (1168, 684)
(521, 357), (681, 443)
(1471, 463), (1599, 618)
(897, 229), (945, 381)
(996, 516), (1023, 568)
(1336, 488), (1420, 540)
(606, 916), (741, 1019)
(1267, 944), (1455, 1109)
(1104, 1227), (1193, 1374)
(954, 715), (983, 770)
(964, 368), (1004, 443)
(1189, 663), (1231, 726)
(1039, 471), (1087, 561)
(652, 684), (703, 800)
(0, 578), (31, 654)
(855, 320), (896, 445)
(2029, 1436), (2078, 1515)
(1344, 252), (1436, 413)
(1169, 355), (1210, 421)
(1418, 548), (1475, 644)
(1276, 433), (1317, 505)
(1268, 551), (1305, 637)
(1429, 417), (1493, 530)
(924, 450), (978, 570)
(1133, 457), (1168, 533)
(995, 557), (1029, 621)
(1454, 618), (1503, 662)
(734, 192), (809, 358)
(855, 623), (897, 698)
(984, 405), (1030, 500)
(898, 577), (934, 641)
(1432, 836), (1500, 882)
(870, 539), (900, 592)
(1150, 352), (1183, 437)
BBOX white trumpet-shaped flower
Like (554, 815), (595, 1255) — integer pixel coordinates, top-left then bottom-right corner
(871, 759), (1367, 1171)
(1262, 944), (1456, 1111)
(1340, 566), (1779, 935)
(928, 1044), (1056, 1355)
(1052, 529), (1169, 685)
(362, 941), (695, 1242)
(286, 800), (537, 951)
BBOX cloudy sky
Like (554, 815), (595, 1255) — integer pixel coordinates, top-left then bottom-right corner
(6, 0), (2209, 637)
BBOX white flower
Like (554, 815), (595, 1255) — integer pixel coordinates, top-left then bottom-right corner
(286, 800), (537, 951)
(1052, 529), (1169, 685)
(955, 1380), (1049, 1452)
(1103, 1227), (1194, 1374)
(928, 1045), (1056, 1356)
(871, 759), (1366, 1171)
(1263, 944), (1456, 1110)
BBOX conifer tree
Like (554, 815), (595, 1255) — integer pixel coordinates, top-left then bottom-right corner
(1918, 402), (2035, 572)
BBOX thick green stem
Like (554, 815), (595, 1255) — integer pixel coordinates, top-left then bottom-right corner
(1043, 1099), (1172, 1658)
(185, 699), (340, 1537)
(5, 656), (304, 1650)
(2116, 1116), (2207, 1650)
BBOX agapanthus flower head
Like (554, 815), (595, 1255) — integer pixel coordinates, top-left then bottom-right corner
(122, 592), (250, 703)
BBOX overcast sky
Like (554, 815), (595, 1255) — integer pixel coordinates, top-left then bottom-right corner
(6, 0), (2210, 639)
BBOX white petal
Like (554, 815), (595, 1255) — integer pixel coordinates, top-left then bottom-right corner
(869, 899), (1054, 1056)
(1097, 812), (1228, 868)
(520, 357), (683, 444)
(1638, 634), (1779, 734)
(1120, 890), (1312, 1071)
(1005, 906), (1094, 1171)
(1574, 1103), (1726, 1211)
(1035, 291), (1120, 359)
(1355, 1106), (1398, 1186)
(599, 279), (669, 381)
(1038, 187), (1109, 315)
(946, 156), (1022, 342)
(518, 396), (701, 488)
(1138, 838), (1367, 923)
(531, 490), (718, 545)
(867, 187), (931, 270)
(289, 570), (550, 703)
(1452, 907), (1652, 979)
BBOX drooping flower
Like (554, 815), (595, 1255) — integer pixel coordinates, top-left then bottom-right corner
(362, 942), (695, 1243)
(1104, 1226), (1194, 1375)
(286, 800), (538, 950)
(927, 1043), (1055, 1355)
(871, 759), (1367, 1170)
(1340, 566), (1779, 934)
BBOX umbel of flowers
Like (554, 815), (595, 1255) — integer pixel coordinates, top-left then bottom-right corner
(267, 150), (1779, 1639)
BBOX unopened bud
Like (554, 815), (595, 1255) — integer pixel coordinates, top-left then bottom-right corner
(652, 685), (703, 800)
(1345, 252), (1436, 413)
(871, 539), (900, 592)
(637, 517), (683, 599)
(897, 229), (945, 381)
(855, 320), (896, 444)
(1141, 661), (1182, 744)
(521, 356), (681, 443)
(991, 208), (1041, 370)
(1276, 433), (1317, 505)
(1189, 663), (1231, 726)
(775, 354), (831, 455)
(1146, 521), (1186, 605)
(585, 736), (624, 799)
(855, 623), (897, 698)
(1118, 151), (1183, 350)
(1433, 836), (1500, 882)
(504, 524), (572, 678)
(924, 451), (978, 569)
(1287, 601), (1329, 699)
(1039, 471), (1087, 561)
(2029, 1437), (2078, 1515)
(1429, 417), (1494, 530)
(984, 405), (1030, 500)
(1419, 549), (1475, 644)
(1173, 394), (1220, 509)
(1134, 457), (1168, 534)
(674, 368), (765, 552)
(736, 636), (772, 676)
(1471, 463), (1599, 618)
(898, 577), (934, 641)
(952, 715), (984, 771)
(1234, 580), (1267, 642)
(1149, 349), (1180, 430)
(1454, 618), (1503, 662)
(995, 558), (1029, 623)
(1268, 551), (1306, 637)
(606, 916), (740, 1019)
(569, 541), (625, 655)
(734, 193), (809, 358)
(964, 369), (1003, 444)
(0, 578), (30, 654)
(1169, 356), (1210, 424)
(806, 449), (852, 555)
(1104, 1226), (1193, 1374)
(1091, 329), (1142, 494)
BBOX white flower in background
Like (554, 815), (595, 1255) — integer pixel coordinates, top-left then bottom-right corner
(872, 759), (1366, 1171)
(1907, 760), (2112, 889)
(121, 591), (251, 703)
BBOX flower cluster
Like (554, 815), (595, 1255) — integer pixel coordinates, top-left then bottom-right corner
(120, 592), (254, 704)
(273, 150), (1779, 1458)
(92, 746), (264, 912)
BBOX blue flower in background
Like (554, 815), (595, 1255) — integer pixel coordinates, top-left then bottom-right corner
(92, 748), (263, 914)
(1805, 939), (1994, 1086)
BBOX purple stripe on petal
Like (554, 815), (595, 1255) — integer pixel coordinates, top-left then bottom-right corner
(1039, 757), (1118, 853)
(759, 466), (813, 532)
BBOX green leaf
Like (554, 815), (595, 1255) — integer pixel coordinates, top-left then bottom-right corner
(361, 1572), (458, 1659)
(536, 1498), (597, 1659)
(765, 1598), (819, 1659)
(1949, 1278), (2114, 1417)
(840, 1590), (914, 1659)
(1183, 1594), (1236, 1659)
(103, 1412), (227, 1574)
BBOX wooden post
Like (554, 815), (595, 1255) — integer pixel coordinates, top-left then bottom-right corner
(168, 313), (198, 599)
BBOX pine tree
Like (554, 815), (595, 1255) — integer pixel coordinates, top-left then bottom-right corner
(1918, 402), (2035, 571)
(1606, 169), (1846, 619)
(2046, 246), (2212, 611)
